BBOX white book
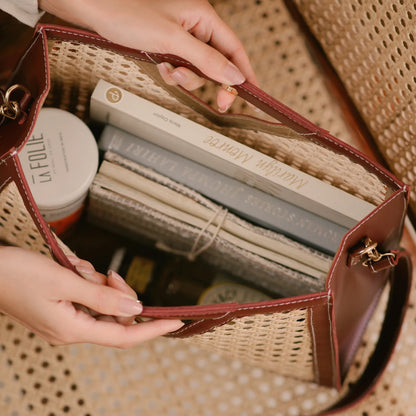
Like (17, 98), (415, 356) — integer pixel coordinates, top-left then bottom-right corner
(90, 79), (376, 228)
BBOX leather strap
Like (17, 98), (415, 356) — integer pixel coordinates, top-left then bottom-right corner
(322, 250), (412, 414)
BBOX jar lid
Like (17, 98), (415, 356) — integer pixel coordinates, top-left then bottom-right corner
(19, 108), (99, 210)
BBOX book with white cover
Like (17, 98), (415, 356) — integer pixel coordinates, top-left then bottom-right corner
(99, 125), (348, 254)
(90, 79), (376, 228)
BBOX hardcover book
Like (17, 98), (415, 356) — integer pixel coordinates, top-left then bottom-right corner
(90, 79), (376, 229)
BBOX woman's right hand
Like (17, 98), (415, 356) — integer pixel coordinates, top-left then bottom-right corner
(38, 0), (258, 112)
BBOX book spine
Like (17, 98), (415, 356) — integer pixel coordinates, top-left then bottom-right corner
(90, 79), (375, 228)
(99, 125), (348, 254)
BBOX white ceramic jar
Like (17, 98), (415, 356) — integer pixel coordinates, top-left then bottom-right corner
(20, 108), (99, 234)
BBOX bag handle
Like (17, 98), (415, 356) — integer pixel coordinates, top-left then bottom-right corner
(322, 250), (411, 414)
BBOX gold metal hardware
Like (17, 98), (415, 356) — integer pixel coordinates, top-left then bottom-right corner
(0, 84), (30, 121)
(221, 84), (238, 96)
(349, 237), (396, 268)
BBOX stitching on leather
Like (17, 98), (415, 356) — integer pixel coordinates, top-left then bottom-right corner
(309, 308), (320, 384)
(11, 156), (45, 236)
(327, 292), (337, 388)
(309, 294), (336, 387)
(15, 32), (49, 153)
(327, 190), (404, 290)
(229, 294), (328, 312)
(171, 295), (329, 336)
(153, 294), (329, 319)
(4, 31), (53, 247)
(237, 84), (401, 189)
(0, 176), (12, 192)
(173, 314), (235, 337)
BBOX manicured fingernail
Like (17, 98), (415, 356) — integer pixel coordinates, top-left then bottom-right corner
(170, 69), (187, 84)
(108, 269), (126, 284)
(223, 62), (245, 85)
(75, 263), (95, 274)
(218, 104), (231, 113)
(166, 320), (185, 332)
(67, 255), (81, 265)
(157, 62), (174, 73)
(118, 297), (143, 316)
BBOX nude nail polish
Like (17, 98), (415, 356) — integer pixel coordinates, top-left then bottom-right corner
(223, 62), (245, 85)
(118, 297), (143, 316)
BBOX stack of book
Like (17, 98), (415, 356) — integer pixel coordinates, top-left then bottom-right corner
(87, 80), (376, 297)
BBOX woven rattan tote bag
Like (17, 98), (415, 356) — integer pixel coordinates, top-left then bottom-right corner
(0, 15), (412, 415)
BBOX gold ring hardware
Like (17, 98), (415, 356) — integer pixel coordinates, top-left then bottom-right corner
(0, 100), (20, 120)
(0, 84), (31, 121)
(348, 237), (396, 268)
(221, 84), (238, 96)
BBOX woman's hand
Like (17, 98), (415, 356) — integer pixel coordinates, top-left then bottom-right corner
(0, 246), (183, 348)
(38, 0), (258, 112)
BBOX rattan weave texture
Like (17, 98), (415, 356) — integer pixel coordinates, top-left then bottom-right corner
(1, 1), (416, 415)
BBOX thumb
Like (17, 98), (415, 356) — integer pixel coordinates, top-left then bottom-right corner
(62, 272), (143, 317)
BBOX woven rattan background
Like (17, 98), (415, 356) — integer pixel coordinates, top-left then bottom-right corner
(291, 0), (416, 215)
(1, 0), (416, 415)
(0, 182), (51, 257)
(182, 308), (315, 381)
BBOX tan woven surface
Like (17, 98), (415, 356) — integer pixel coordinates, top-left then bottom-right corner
(291, 0), (416, 215)
(0, 182), (51, 257)
(182, 308), (315, 381)
(1, 0), (416, 415)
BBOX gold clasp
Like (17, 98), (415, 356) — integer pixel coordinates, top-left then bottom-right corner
(0, 84), (30, 121)
(348, 237), (396, 268)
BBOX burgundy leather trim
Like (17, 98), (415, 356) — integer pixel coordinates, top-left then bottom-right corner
(308, 297), (339, 388)
(141, 291), (329, 320)
(2, 29), (76, 272)
(1, 31), (48, 157)
(327, 188), (407, 378)
(322, 251), (412, 414)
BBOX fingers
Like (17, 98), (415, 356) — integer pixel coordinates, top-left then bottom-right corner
(171, 31), (246, 86)
(67, 256), (139, 325)
(60, 271), (143, 318)
(107, 270), (138, 325)
(159, 14), (257, 112)
(107, 269), (137, 299)
(67, 255), (106, 285)
(68, 316), (184, 348)
(217, 84), (238, 113)
(157, 61), (239, 112)
(157, 62), (206, 91)
(206, 16), (258, 86)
